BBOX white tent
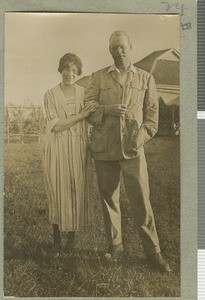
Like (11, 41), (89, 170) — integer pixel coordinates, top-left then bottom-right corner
(134, 48), (180, 106)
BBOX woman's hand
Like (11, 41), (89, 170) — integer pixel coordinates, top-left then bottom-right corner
(80, 102), (99, 118)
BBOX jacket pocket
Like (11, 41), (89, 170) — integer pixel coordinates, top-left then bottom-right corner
(132, 131), (140, 150)
(99, 83), (116, 105)
(90, 128), (108, 153)
(131, 81), (148, 108)
(122, 118), (139, 152)
(131, 76), (148, 90)
(132, 127), (146, 151)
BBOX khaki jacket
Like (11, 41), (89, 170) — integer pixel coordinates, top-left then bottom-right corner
(85, 65), (158, 160)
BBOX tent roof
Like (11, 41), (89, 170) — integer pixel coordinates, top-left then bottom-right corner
(134, 48), (179, 86)
(159, 96), (179, 106)
(152, 60), (179, 85)
(168, 97), (179, 106)
(134, 49), (171, 71)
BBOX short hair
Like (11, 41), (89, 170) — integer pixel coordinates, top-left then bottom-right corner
(109, 30), (132, 47)
(58, 53), (82, 75)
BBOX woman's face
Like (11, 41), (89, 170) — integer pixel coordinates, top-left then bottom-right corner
(61, 63), (78, 86)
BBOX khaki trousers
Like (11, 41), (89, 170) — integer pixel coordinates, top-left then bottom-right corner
(95, 150), (161, 255)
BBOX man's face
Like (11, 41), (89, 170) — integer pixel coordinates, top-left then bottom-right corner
(109, 35), (132, 66)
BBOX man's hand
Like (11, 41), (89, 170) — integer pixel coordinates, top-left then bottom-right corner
(104, 104), (127, 116)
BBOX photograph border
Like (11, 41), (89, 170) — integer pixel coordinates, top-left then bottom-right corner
(0, 1), (197, 299)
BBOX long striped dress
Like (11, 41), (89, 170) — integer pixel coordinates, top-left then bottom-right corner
(43, 83), (93, 232)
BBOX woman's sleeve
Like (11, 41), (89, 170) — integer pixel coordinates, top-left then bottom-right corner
(44, 90), (60, 132)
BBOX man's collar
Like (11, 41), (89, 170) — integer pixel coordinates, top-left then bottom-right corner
(107, 63), (136, 74)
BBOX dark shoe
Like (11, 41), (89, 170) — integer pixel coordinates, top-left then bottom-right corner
(147, 253), (171, 272)
(52, 239), (61, 257)
(105, 243), (125, 261)
(52, 224), (61, 254)
(65, 232), (75, 253)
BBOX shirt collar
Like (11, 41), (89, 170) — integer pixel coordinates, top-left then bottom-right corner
(107, 63), (136, 74)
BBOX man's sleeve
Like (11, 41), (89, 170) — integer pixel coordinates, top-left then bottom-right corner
(134, 74), (159, 148)
(84, 72), (104, 125)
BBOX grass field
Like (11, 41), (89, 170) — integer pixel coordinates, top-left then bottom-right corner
(4, 137), (180, 297)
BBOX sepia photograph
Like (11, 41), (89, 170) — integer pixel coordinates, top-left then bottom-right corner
(4, 12), (180, 297)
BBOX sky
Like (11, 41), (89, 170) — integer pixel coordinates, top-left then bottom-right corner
(5, 13), (180, 106)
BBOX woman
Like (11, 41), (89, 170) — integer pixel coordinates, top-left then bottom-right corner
(43, 53), (97, 253)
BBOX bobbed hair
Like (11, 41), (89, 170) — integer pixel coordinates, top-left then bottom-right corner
(58, 53), (82, 75)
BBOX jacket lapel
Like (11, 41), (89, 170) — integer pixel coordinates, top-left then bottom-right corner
(109, 71), (122, 86)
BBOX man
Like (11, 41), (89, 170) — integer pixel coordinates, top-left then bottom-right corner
(85, 30), (171, 272)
